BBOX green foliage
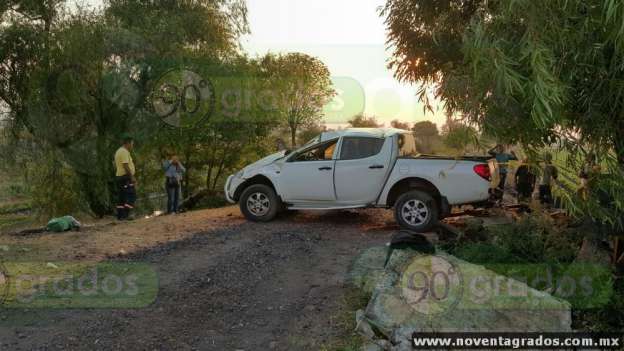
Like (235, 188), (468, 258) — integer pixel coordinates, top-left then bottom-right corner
(260, 53), (335, 147)
(382, 0), (624, 227)
(448, 214), (614, 312)
(411, 120), (441, 153)
(412, 121), (438, 138)
(576, 279), (624, 332)
(453, 215), (582, 265)
(0, 202), (31, 215)
(29, 153), (84, 218)
(0, 0), (266, 216)
(442, 123), (479, 152)
(298, 123), (327, 146)
(347, 114), (382, 128)
(454, 242), (519, 264)
(104, 0), (249, 57)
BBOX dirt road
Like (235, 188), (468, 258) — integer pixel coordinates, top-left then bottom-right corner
(0, 207), (395, 350)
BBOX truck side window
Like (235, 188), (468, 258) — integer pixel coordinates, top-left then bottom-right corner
(290, 139), (338, 162)
(340, 137), (385, 160)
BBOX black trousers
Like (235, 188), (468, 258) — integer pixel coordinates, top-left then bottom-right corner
(116, 176), (136, 220)
(516, 182), (534, 199)
(539, 185), (552, 205)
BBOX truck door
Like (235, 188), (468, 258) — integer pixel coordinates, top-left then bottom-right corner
(334, 136), (392, 204)
(279, 139), (338, 202)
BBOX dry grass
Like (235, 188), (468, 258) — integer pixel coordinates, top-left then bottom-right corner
(0, 206), (245, 262)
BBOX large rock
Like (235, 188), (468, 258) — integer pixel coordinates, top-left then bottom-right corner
(349, 246), (572, 345)
(348, 246), (394, 295)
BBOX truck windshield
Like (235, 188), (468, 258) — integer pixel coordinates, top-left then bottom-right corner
(301, 135), (320, 149)
(398, 133), (419, 157)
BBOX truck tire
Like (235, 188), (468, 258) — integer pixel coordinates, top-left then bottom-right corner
(394, 190), (439, 232)
(240, 184), (280, 222)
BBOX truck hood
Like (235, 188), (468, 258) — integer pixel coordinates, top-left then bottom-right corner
(242, 151), (287, 175)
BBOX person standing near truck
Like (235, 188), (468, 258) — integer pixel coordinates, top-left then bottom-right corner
(539, 152), (558, 205)
(163, 153), (186, 214)
(578, 152), (600, 200)
(114, 135), (137, 220)
(515, 157), (537, 201)
(488, 144), (517, 199)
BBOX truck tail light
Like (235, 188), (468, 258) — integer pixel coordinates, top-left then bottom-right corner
(473, 164), (491, 181)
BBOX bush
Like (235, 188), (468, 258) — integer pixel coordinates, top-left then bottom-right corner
(575, 279), (624, 332)
(480, 214), (581, 264)
(454, 243), (520, 264)
(29, 156), (84, 218)
(8, 183), (27, 197)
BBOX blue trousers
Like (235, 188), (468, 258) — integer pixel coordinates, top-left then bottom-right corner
(166, 182), (181, 213)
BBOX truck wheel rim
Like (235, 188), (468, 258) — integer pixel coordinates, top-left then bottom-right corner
(401, 199), (429, 226)
(247, 192), (270, 216)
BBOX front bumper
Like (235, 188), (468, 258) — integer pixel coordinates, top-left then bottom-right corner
(224, 175), (236, 203)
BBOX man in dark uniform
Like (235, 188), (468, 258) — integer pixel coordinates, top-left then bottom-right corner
(515, 157), (537, 201)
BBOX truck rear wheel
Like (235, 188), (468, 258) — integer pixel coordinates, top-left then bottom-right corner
(394, 190), (438, 232)
(240, 184), (280, 222)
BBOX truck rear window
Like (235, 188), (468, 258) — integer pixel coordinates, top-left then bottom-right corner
(340, 137), (385, 160)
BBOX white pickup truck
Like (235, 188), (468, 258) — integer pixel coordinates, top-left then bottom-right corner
(225, 128), (493, 232)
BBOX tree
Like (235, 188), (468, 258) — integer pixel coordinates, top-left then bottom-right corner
(348, 114), (382, 128)
(298, 123), (327, 146)
(382, 0), (624, 227)
(413, 121), (438, 136)
(0, 0), (250, 216)
(260, 53), (335, 148)
(390, 119), (410, 130)
(412, 121), (439, 153)
(441, 119), (479, 152)
(149, 55), (280, 199)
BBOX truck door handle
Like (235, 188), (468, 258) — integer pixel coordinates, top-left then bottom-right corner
(369, 165), (384, 169)
(318, 166), (332, 171)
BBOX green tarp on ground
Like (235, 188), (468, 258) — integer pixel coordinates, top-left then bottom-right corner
(46, 216), (80, 233)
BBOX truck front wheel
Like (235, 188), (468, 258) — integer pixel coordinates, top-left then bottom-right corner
(240, 184), (280, 222)
(394, 190), (439, 232)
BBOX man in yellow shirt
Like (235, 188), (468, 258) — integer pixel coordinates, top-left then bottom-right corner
(114, 135), (137, 220)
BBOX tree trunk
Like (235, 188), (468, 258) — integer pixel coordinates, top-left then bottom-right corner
(206, 165), (213, 190)
(79, 136), (113, 218)
(183, 149), (191, 199)
(290, 126), (297, 148)
(575, 218), (611, 266)
(79, 171), (111, 218)
(615, 135), (624, 166)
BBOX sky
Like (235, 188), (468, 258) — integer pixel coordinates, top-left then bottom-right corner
(242, 0), (445, 127)
(76, 0), (446, 127)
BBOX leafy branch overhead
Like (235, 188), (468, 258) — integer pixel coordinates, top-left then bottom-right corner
(383, 0), (624, 227)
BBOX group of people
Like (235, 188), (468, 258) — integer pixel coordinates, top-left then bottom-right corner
(111, 135), (595, 219)
(488, 144), (559, 206)
(114, 135), (186, 221)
